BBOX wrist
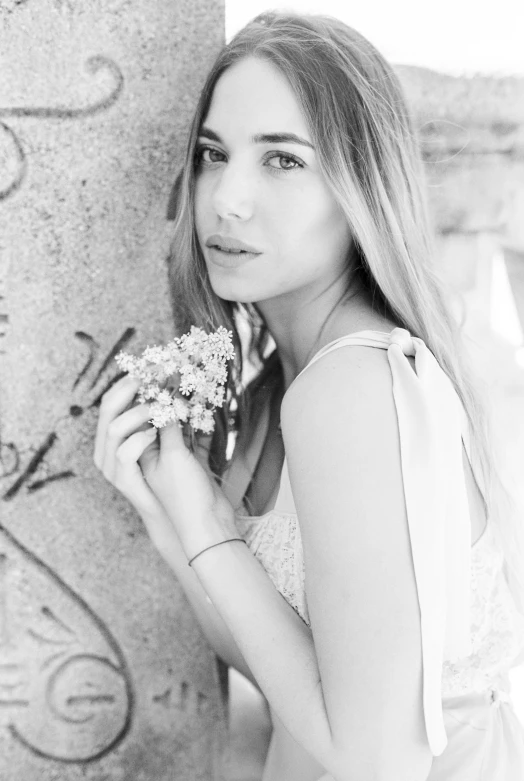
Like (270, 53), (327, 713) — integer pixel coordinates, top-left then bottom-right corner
(182, 519), (239, 555)
(187, 537), (247, 567)
(174, 506), (238, 557)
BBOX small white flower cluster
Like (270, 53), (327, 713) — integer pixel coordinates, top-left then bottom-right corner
(115, 326), (235, 434)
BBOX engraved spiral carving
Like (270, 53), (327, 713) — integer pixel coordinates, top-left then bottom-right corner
(0, 527), (133, 762)
(0, 56), (124, 201)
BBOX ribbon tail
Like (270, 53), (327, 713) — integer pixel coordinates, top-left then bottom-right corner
(388, 339), (472, 756)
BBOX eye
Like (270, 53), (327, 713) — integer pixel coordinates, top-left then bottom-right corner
(194, 145), (225, 166)
(264, 152), (303, 173)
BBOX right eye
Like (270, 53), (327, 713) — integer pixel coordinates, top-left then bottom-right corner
(195, 145), (225, 166)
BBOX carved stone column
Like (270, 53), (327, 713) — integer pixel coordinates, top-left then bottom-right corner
(0, 1), (227, 779)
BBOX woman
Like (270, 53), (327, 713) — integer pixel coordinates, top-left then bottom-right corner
(94, 12), (524, 780)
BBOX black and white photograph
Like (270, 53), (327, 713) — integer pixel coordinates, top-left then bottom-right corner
(1, 1), (523, 779)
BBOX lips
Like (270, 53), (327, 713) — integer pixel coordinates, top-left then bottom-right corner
(214, 246), (247, 255)
(205, 234), (261, 254)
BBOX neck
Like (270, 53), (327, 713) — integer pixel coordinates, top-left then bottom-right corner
(256, 274), (370, 391)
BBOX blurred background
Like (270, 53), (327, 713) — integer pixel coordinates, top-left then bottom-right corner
(224, 2), (524, 779)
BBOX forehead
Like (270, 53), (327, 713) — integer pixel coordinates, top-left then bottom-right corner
(204, 56), (310, 137)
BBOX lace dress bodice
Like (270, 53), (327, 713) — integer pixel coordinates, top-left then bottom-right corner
(235, 508), (524, 700)
(225, 328), (524, 758)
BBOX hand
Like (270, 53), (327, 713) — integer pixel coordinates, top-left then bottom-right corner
(93, 374), (236, 558)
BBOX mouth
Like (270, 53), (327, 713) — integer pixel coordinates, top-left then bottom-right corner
(205, 234), (262, 255)
(207, 245), (261, 268)
(211, 245), (253, 255)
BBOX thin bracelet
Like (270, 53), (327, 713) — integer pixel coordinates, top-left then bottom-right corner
(187, 538), (247, 567)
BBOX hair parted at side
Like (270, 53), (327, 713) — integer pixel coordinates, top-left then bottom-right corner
(166, 10), (524, 615)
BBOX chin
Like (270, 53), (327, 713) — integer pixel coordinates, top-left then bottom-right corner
(206, 270), (264, 304)
(208, 278), (247, 303)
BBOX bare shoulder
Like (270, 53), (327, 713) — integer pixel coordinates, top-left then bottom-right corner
(281, 342), (394, 434)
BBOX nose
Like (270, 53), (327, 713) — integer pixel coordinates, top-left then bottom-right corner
(211, 160), (255, 221)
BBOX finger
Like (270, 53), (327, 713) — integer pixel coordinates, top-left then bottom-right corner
(95, 396), (153, 469)
(95, 375), (140, 458)
(114, 428), (158, 486)
(157, 419), (187, 455)
(98, 374), (142, 427)
(106, 403), (154, 441)
(112, 429), (162, 516)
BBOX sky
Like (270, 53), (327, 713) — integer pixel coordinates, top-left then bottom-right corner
(226, 0), (524, 76)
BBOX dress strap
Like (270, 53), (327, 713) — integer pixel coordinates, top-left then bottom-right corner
(296, 326), (473, 757)
(296, 330), (393, 380)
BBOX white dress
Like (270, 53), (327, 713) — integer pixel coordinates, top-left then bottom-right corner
(229, 328), (524, 780)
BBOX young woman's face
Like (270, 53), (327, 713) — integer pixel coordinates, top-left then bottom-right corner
(194, 56), (353, 305)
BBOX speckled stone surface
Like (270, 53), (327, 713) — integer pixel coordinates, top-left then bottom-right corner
(0, 1), (227, 779)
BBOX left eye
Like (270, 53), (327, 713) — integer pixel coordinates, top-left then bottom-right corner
(265, 153), (302, 171)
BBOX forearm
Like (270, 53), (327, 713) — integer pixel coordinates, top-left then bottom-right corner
(188, 538), (345, 779)
(141, 511), (262, 691)
(265, 707), (329, 781)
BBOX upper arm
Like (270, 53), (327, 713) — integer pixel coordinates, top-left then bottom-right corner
(280, 346), (431, 772)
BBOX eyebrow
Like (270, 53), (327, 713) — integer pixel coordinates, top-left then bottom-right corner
(198, 126), (315, 150)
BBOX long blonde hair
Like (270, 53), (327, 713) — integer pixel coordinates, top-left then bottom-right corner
(166, 11), (524, 615)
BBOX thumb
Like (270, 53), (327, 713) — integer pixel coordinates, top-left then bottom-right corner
(157, 419), (187, 454)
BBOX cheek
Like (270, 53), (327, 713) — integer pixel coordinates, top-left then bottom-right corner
(265, 188), (318, 250)
(276, 188), (349, 258)
(306, 187), (352, 259)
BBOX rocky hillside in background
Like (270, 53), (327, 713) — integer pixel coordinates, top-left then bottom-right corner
(397, 65), (524, 238)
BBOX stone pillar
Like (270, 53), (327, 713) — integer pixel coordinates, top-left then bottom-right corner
(0, 1), (227, 779)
